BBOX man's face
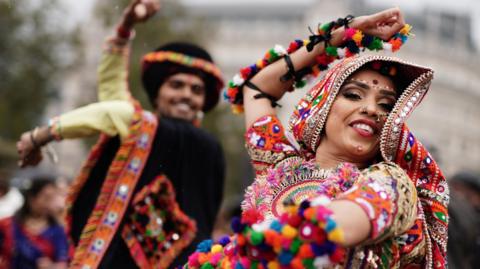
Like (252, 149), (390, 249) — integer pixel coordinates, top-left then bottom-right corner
(155, 73), (206, 122)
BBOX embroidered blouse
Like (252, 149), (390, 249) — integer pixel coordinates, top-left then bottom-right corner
(243, 115), (426, 268)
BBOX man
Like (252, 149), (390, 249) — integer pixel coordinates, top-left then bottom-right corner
(17, 0), (225, 268)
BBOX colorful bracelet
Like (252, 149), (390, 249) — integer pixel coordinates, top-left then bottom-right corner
(185, 196), (345, 269)
(224, 19), (412, 114)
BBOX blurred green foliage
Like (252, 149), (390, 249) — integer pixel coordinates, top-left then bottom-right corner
(0, 0), (80, 167)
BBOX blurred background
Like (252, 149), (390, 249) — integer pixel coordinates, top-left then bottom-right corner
(0, 0), (479, 266)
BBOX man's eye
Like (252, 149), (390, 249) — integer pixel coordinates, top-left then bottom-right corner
(169, 81), (184, 89)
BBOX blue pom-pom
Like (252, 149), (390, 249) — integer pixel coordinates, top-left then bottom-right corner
(311, 242), (328, 256)
(231, 217), (243, 233)
(323, 241), (336, 254)
(218, 236), (231, 246)
(196, 239), (213, 253)
(249, 64), (258, 74)
(361, 35), (374, 47)
(324, 218), (336, 232)
(235, 262), (245, 269)
(300, 200), (310, 210)
(270, 220), (282, 232)
(278, 251), (294, 265)
(345, 40), (360, 54)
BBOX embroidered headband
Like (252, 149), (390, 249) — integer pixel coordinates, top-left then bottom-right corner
(142, 51), (223, 83)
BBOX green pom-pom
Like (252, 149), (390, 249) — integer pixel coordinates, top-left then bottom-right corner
(295, 80), (307, 88)
(303, 258), (315, 269)
(319, 22), (332, 33)
(201, 263), (214, 269)
(325, 46), (338, 57)
(269, 48), (279, 60)
(250, 230), (264, 246)
(368, 37), (383, 51)
(290, 238), (302, 254)
(228, 81), (236, 88)
(250, 261), (259, 269)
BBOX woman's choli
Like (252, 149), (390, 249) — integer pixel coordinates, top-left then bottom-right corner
(243, 115), (427, 268)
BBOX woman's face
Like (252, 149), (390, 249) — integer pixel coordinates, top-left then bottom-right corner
(29, 184), (56, 217)
(319, 68), (397, 164)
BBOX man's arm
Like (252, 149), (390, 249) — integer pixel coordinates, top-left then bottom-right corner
(16, 100), (134, 168)
(97, 0), (160, 102)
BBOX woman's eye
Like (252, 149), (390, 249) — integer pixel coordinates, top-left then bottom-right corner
(379, 103), (394, 111)
(342, 92), (361, 100)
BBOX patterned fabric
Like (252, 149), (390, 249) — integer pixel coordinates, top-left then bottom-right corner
(244, 109), (447, 268)
(122, 174), (197, 269)
(66, 101), (158, 269)
(245, 115), (297, 174)
(0, 217), (69, 269)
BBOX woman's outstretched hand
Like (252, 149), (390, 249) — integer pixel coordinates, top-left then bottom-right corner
(120, 0), (161, 30)
(350, 7), (405, 40)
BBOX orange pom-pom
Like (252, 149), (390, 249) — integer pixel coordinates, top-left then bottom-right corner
(389, 39), (402, 52)
(298, 244), (314, 258)
(303, 207), (316, 221)
(291, 257), (304, 269)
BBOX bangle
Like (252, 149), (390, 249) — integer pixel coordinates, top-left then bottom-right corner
(116, 25), (132, 39)
(30, 127), (40, 148)
(224, 21), (412, 114)
(245, 80), (281, 108)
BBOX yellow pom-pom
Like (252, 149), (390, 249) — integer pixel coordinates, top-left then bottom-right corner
(211, 244), (223, 254)
(352, 31), (363, 45)
(327, 228), (344, 243)
(281, 224), (298, 239)
(400, 24), (412, 35)
(256, 59), (265, 68)
(232, 105), (244, 114)
(267, 261), (280, 269)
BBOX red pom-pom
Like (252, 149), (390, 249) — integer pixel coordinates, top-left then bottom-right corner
(298, 244), (314, 258)
(240, 67), (251, 78)
(287, 41), (300, 53)
(241, 209), (264, 225)
(330, 247), (345, 263)
(287, 214), (303, 228)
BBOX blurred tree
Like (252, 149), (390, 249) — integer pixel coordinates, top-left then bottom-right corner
(0, 0), (80, 167)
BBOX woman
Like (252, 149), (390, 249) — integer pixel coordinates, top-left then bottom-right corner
(0, 178), (69, 269)
(186, 7), (448, 269)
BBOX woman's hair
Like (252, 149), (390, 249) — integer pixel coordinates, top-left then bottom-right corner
(15, 176), (57, 225)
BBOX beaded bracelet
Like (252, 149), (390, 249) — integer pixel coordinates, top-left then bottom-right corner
(185, 196), (344, 269)
(224, 19), (412, 114)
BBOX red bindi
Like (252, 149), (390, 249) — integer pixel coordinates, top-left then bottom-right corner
(372, 79), (379, 85)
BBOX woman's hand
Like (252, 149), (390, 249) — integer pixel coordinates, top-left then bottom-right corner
(120, 0), (161, 30)
(350, 7), (405, 40)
